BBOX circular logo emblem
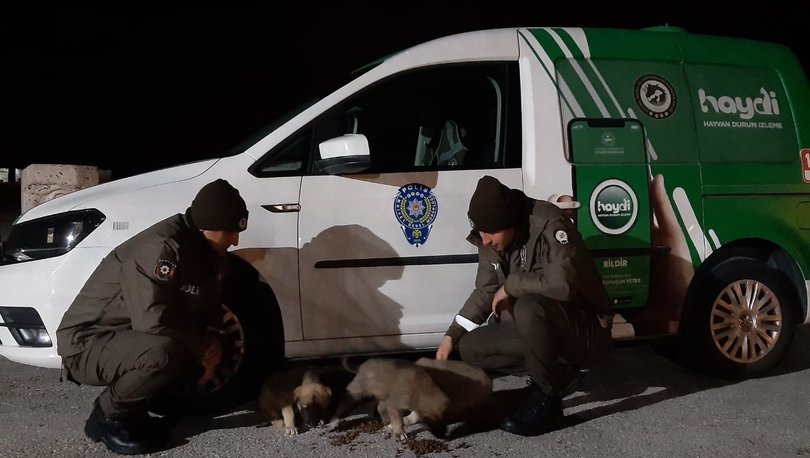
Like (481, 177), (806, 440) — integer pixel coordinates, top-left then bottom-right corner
(589, 179), (638, 235)
(634, 74), (677, 119)
(394, 183), (438, 247)
(154, 259), (177, 282)
(601, 132), (616, 146)
(555, 230), (569, 245)
(238, 217), (248, 230)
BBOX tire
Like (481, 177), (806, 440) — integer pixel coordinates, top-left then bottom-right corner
(153, 255), (285, 415)
(684, 258), (798, 378)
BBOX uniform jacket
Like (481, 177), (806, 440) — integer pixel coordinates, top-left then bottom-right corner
(446, 193), (612, 342)
(56, 213), (225, 359)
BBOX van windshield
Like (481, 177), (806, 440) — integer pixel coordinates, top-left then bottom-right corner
(224, 98), (319, 157)
(222, 52), (394, 159)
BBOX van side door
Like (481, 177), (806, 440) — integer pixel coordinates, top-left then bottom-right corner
(295, 63), (522, 355)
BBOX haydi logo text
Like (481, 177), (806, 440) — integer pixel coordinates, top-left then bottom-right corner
(698, 88), (780, 120)
(597, 199), (632, 215)
(591, 180), (637, 235)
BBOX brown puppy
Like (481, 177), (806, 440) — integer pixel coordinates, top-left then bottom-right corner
(415, 357), (493, 391)
(258, 365), (332, 435)
(333, 358), (449, 441)
(407, 357), (495, 434)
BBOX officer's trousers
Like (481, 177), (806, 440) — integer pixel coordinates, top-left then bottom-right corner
(458, 294), (611, 396)
(63, 331), (189, 417)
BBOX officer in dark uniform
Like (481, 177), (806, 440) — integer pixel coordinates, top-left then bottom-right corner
(435, 175), (613, 436)
(56, 179), (249, 455)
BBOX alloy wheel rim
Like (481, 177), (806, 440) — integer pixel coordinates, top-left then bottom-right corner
(197, 304), (246, 394)
(710, 279), (782, 364)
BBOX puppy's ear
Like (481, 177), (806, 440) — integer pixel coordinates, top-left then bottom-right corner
(315, 385), (332, 407)
(293, 385), (304, 403)
(302, 371), (315, 385)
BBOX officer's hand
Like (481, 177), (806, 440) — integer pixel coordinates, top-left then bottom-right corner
(198, 340), (222, 386)
(647, 174), (695, 329)
(436, 336), (454, 360)
(491, 285), (511, 318)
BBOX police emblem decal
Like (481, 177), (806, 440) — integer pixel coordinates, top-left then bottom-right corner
(555, 230), (569, 245)
(155, 259), (177, 282)
(394, 183), (438, 246)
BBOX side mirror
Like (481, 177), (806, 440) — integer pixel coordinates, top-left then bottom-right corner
(316, 134), (371, 175)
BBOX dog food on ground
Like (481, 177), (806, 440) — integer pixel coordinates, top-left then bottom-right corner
(405, 438), (450, 456)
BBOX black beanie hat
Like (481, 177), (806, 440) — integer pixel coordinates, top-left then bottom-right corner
(467, 175), (518, 233)
(189, 179), (249, 232)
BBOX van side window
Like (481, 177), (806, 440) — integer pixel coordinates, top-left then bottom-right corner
(251, 127), (312, 176)
(312, 63), (520, 174)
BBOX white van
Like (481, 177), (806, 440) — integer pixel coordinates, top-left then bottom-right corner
(2, 26), (808, 410)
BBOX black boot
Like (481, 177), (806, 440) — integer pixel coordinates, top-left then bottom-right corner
(84, 402), (159, 455)
(127, 409), (176, 445)
(500, 381), (563, 436)
(558, 366), (584, 398)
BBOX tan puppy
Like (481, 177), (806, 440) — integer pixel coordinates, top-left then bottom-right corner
(258, 365), (332, 435)
(333, 358), (449, 441)
(415, 357), (493, 391)
(407, 357), (495, 434)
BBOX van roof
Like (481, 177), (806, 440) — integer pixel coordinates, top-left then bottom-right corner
(358, 26), (800, 75)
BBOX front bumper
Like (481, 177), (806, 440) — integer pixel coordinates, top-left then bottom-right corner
(0, 247), (109, 368)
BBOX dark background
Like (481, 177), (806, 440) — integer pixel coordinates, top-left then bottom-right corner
(2, 2), (808, 181)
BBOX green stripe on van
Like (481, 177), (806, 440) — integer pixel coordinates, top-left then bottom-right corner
(551, 28), (584, 59)
(555, 59), (602, 116)
(551, 28), (622, 119)
(528, 28), (566, 61)
(529, 29), (581, 114)
(518, 30), (576, 116)
(532, 28), (606, 117)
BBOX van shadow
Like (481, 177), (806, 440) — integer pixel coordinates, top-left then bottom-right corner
(297, 224), (405, 344)
(490, 325), (810, 432)
(238, 223), (406, 348)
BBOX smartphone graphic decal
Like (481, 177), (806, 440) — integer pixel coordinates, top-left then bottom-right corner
(569, 118), (651, 309)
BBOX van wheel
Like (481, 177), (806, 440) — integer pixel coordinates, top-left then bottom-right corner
(685, 258), (797, 378)
(152, 259), (285, 415)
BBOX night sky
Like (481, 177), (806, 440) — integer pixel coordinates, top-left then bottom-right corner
(3, 2), (808, 179)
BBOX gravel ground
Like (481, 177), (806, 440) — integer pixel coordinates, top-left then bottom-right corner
(1, 328), (809, 457)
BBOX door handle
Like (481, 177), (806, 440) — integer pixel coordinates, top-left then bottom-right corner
(262, 203), (301, 213)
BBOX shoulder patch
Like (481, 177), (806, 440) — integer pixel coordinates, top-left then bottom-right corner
(555, 230), (569, 245)
(155, 259), (178, 282)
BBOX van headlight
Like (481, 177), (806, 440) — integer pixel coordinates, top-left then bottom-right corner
(3, 209), (106, 263)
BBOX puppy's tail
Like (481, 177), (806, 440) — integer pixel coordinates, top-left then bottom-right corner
(340, 355), (360, 374)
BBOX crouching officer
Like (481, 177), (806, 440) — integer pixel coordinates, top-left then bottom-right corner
(435, 175), (613, 436)
(56, 179), (249, 454)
